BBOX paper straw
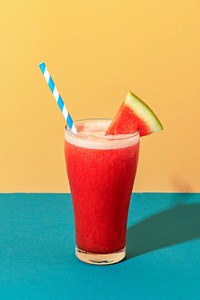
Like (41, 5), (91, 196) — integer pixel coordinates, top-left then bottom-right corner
(39, 62), (77, 133)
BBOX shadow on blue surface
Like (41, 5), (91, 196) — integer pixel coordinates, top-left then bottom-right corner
(126, 193), (200, 259)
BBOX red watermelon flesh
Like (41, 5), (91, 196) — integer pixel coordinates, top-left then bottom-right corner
(106, 91), (163, 137)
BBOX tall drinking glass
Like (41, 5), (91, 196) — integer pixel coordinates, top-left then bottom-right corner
(64, 119), (140, 265)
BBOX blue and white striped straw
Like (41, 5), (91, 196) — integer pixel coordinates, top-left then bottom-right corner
(39, 62), (77, 133)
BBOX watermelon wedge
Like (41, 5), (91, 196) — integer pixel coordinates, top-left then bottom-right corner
(106, 91), (163, 136)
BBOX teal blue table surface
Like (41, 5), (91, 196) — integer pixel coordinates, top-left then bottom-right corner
(0, 193), (200, 300)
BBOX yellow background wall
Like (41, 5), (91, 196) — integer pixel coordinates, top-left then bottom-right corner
(0, 1), (199, 192)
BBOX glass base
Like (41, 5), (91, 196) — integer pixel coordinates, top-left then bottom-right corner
(75, 246), (126, 265)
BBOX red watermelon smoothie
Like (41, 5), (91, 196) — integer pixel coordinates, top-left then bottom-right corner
(64, 119), (140, 265)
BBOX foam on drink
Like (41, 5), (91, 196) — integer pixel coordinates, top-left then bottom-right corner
(65, 119), (139, 150)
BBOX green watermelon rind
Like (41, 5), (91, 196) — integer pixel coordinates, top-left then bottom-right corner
(125, 91), (163, 133)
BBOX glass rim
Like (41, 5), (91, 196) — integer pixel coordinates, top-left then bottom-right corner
(65, 118), (140, 142)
